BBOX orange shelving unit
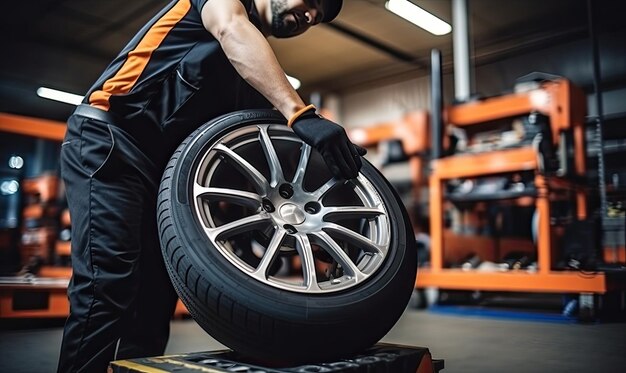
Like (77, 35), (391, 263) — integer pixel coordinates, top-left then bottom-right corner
(418, 79), (615, 294)
(0, 113), (190, 319)
(349, 111), (430, 206)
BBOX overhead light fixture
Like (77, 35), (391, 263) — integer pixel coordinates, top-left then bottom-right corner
(37, 87), (83, 105)
(385, 0), (451, 36)
(286, 74), (301, 90)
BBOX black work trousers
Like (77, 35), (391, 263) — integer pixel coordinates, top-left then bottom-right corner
(57, 114), (178, 373)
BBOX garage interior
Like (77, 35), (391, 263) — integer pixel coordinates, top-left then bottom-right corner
(1, 0), (626, 372)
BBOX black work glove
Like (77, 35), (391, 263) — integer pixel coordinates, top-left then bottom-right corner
(289, 105), (367, 180)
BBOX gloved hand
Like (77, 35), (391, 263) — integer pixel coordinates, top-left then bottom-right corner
(289, 105), (366, 180)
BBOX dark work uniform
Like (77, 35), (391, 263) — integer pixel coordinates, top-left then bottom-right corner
(58, 0), (270, 372)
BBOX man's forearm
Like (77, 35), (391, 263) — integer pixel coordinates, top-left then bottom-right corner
(214, 17), (306, 119)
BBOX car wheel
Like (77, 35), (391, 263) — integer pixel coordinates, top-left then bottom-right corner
(158, 109), (417, 363)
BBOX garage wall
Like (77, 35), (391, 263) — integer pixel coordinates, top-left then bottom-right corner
(336, 28), (626, 128)
(340, 75), (431, 128)
(473, 28), (626, 117)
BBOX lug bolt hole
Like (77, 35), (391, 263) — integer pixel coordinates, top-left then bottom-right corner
(304, 201), (321, 214)
(284, 224), (297, 234)
(262, 199), (275, 212)
(279, 184), (294, 199)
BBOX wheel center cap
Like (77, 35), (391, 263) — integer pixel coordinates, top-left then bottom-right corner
(279, 203), (306, 225)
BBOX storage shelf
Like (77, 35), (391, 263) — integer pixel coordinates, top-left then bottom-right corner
(426, 79), (603, 296)
(447, 187), (537, 203)
(416, 268), (608, 293)
(0, 267), (189, 319)
(432, 147), (537, 179)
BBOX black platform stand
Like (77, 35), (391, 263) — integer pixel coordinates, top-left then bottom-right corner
(109, 343), (444, 373)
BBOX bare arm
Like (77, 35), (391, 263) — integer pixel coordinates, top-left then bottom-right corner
(201, 0), (306, 119)
(201, 0), (365, 180)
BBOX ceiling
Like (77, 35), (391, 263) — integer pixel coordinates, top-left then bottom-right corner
(0, 0), (617, 122)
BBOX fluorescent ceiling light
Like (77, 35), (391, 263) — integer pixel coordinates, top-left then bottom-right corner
(385, 0), (451, 36)
(286, 74), (301, 90)
(37, 87), (83, 105)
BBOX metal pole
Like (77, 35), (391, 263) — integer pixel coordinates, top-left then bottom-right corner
(452, 0), (471, 102)
(588, 0), (607, 219)
(431, 49), (443, 159)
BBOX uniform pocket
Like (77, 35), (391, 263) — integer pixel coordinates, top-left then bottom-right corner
(79, 119), (115, 178)
(146, 66), (201, 130)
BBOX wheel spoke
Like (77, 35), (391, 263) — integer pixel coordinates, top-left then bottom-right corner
(321, 222), (384, 255)
(205, 213), (271, 241)
(194, 184), (262, 209)
(311, 231), (366, 280)
(252, 229), (286, 280)
(312, 178), (338, 200)
(258, 125), (284, 187)
(214, 144), (268, 194)
(322, 206), (384, 221)
(292, 143), (311, 186)
(294, 234), (321, 291)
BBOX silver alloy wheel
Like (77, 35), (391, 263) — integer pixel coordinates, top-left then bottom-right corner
(191, 123), (391, 293)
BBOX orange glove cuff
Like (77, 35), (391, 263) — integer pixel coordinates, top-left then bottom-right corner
(287, 104), (317, 128)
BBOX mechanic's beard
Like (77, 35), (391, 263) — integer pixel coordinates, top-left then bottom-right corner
(271, 0), (292, 38)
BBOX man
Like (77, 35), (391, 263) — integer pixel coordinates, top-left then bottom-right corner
(57, 0), (363, 372)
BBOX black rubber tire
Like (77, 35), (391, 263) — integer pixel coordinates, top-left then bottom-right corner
(157, 109), (417, 363)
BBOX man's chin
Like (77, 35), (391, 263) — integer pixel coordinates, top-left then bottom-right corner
(273, 31), (294, 38)
(272, 26), (301, 38)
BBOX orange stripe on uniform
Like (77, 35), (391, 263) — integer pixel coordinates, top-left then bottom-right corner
(89, 0), (192, 111)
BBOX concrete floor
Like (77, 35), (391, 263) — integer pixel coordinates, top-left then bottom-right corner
(1, 308), (625, 373)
